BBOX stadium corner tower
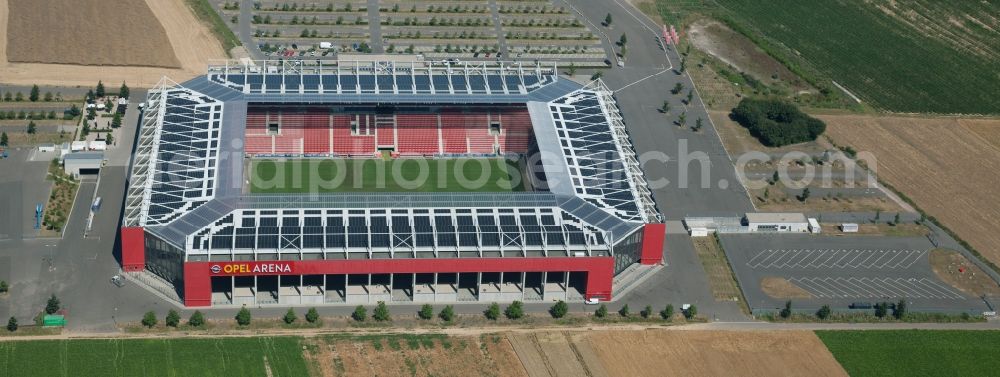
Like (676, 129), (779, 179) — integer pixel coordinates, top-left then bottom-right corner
(120, 60), (664, 307)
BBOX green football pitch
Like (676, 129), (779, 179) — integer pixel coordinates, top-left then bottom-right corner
(0, 337), (310, 377)
(816, 330), (1000, 377)
(250, 158), (525, 193)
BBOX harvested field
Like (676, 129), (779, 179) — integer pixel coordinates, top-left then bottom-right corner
(6, 0), (179, 67)
(304, 334), (527, 377)
(823, 115), (1000, 267)
(930, 248), (1000, 297)
(760, 276), (812, 299)
(583, 330), (847, 377)
(0, 0), (226, 87)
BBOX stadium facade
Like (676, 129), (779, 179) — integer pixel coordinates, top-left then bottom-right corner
(120, 60), (664, 307)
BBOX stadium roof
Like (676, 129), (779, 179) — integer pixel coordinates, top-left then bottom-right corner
(125, 61), (660, 259)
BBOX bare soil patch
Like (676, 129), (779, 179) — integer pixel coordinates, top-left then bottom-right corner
(304, 334), (528, 377)
(688, 20), (809, 92)
(6, 0), (180, 67)
(760, 277), (812, 299)
(930, 248), (1000, 297)
(823, 114), (1000, 267)
(0, 0), (226, 87)
(584, 330), (847, 377)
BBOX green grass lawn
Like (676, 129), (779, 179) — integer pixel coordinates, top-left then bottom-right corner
(0, 337), (309, 377)
(816, 330), (1000, 377)
(250, 158), (525, 193)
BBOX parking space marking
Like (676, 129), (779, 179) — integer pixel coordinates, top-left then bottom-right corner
(788, 277), (965, 300)
(748, 248), (927, 270)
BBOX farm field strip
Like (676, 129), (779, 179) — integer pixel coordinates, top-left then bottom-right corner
(713, 0), (1000, 114)
(817, 330), (1000, 377)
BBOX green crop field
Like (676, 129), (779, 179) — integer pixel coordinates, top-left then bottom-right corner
(250, 158), (525, 193)
(0, 337), (309, 377)
(707, 0), (1000, 114)
(816, 330), (1000, 377)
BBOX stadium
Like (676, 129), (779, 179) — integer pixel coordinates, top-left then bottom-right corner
(119, 59), (663, 307)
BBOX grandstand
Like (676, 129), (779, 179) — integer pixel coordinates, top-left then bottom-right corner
(120, 60), (663, 307)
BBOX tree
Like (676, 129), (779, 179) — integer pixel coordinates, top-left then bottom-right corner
(771, 171), (779, 185)
(164, 309), (180, 327)
(0, 280), (7, 293)
(96, 81), (105, 98)
(595, 304), (608, 318)
(235, 306), (252, 326)
(683, 305), (697, 319)
(660, 101), (670, 114)
(641, 305), (653, 319)
(686, 89), (694, 104)
(119, 82), (130, 99)
(799, 188), (810, 202)
(618, 304), (630, 318)
(27, 121), (37, 135)
(893, 300), (907, 320)
(548, 301), (567, 319)
(45, 294), (60, 314)
(680, 57), (687, 73)
(816, 305), (831, 320)
(3, 91), (10, 101)
(730, 98), (826, 147)
(439, 305), (455, 322)
(694, 117), (704, 132)
(111, 113), (122, 129)
(0, 132), (7, 147)
(874, 302), (888, 318)
(188, 310), (205, 327)
(567, 62), (576, 76)
(350, 305), (366, 322)
(44, 91), (53, 102)
(306, 308), (320, 323)
(373, 301), (391, 321)
(15, 92), (23, 101)
(671, 82), (684, 95)
(6, 317), (17, 332)
(677, 112), (687, 128)
(892, 213), (901, 226)
(282, 308), (297, 324)
(141, 311), (158, 328)
(875, 210), (881, 222)
(485, 302), (500, 320)
(618, 33), (627, 46)
(418, 304), (434, 320)
(105, 132), (115, 145)
(780, 300), (792, 319)
(29, 85), (39, 102)
(590, 71), (603, 81)
(604, 13), (612, 26)
(660, 304), (674, 320)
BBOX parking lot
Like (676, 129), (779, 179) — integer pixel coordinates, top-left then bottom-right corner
(719, 234), (989, 313)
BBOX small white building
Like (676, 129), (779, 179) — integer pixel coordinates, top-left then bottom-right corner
(689, 227), (710, 237)
(37, 143), (56, 152)
(88, 140), (107, 151)
(319, 41), (333, 49)
(70, 141), (87, 152)
(808, 218), (821, 234)
(746, 213), (810, 232)
(841, 223), (859, 233)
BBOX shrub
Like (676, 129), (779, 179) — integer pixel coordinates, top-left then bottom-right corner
(641, 305), (653, 319)
(283, 308), (297, 324)
(779, 301), (792, 319)
(595, 304), (608, 318)
(548, 301), (567, 319)
(305, 308), (320, 323)
(485, 303), (500, 320)
(419, 304), (434, 320)
(373, 301), (391, 322)
(439, 305), (455, 322)
(0, 280), (8, 293)
(499, 301), (522, 320)
(352, 306), (367, 322)
(165, 310), (181, 327)
(7, 317), (17, 332)
(618, 304), (630, 318)
(816, 305), (831, 320)
(893, 300), (907, 320)
(683, 305), (697, 319)
(730, 98), (826, 147)
(235, 306), (252, 326)
(188, 311), (205, 327)
(141, 311), (158, 328)
(660, 304), (674, 320)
